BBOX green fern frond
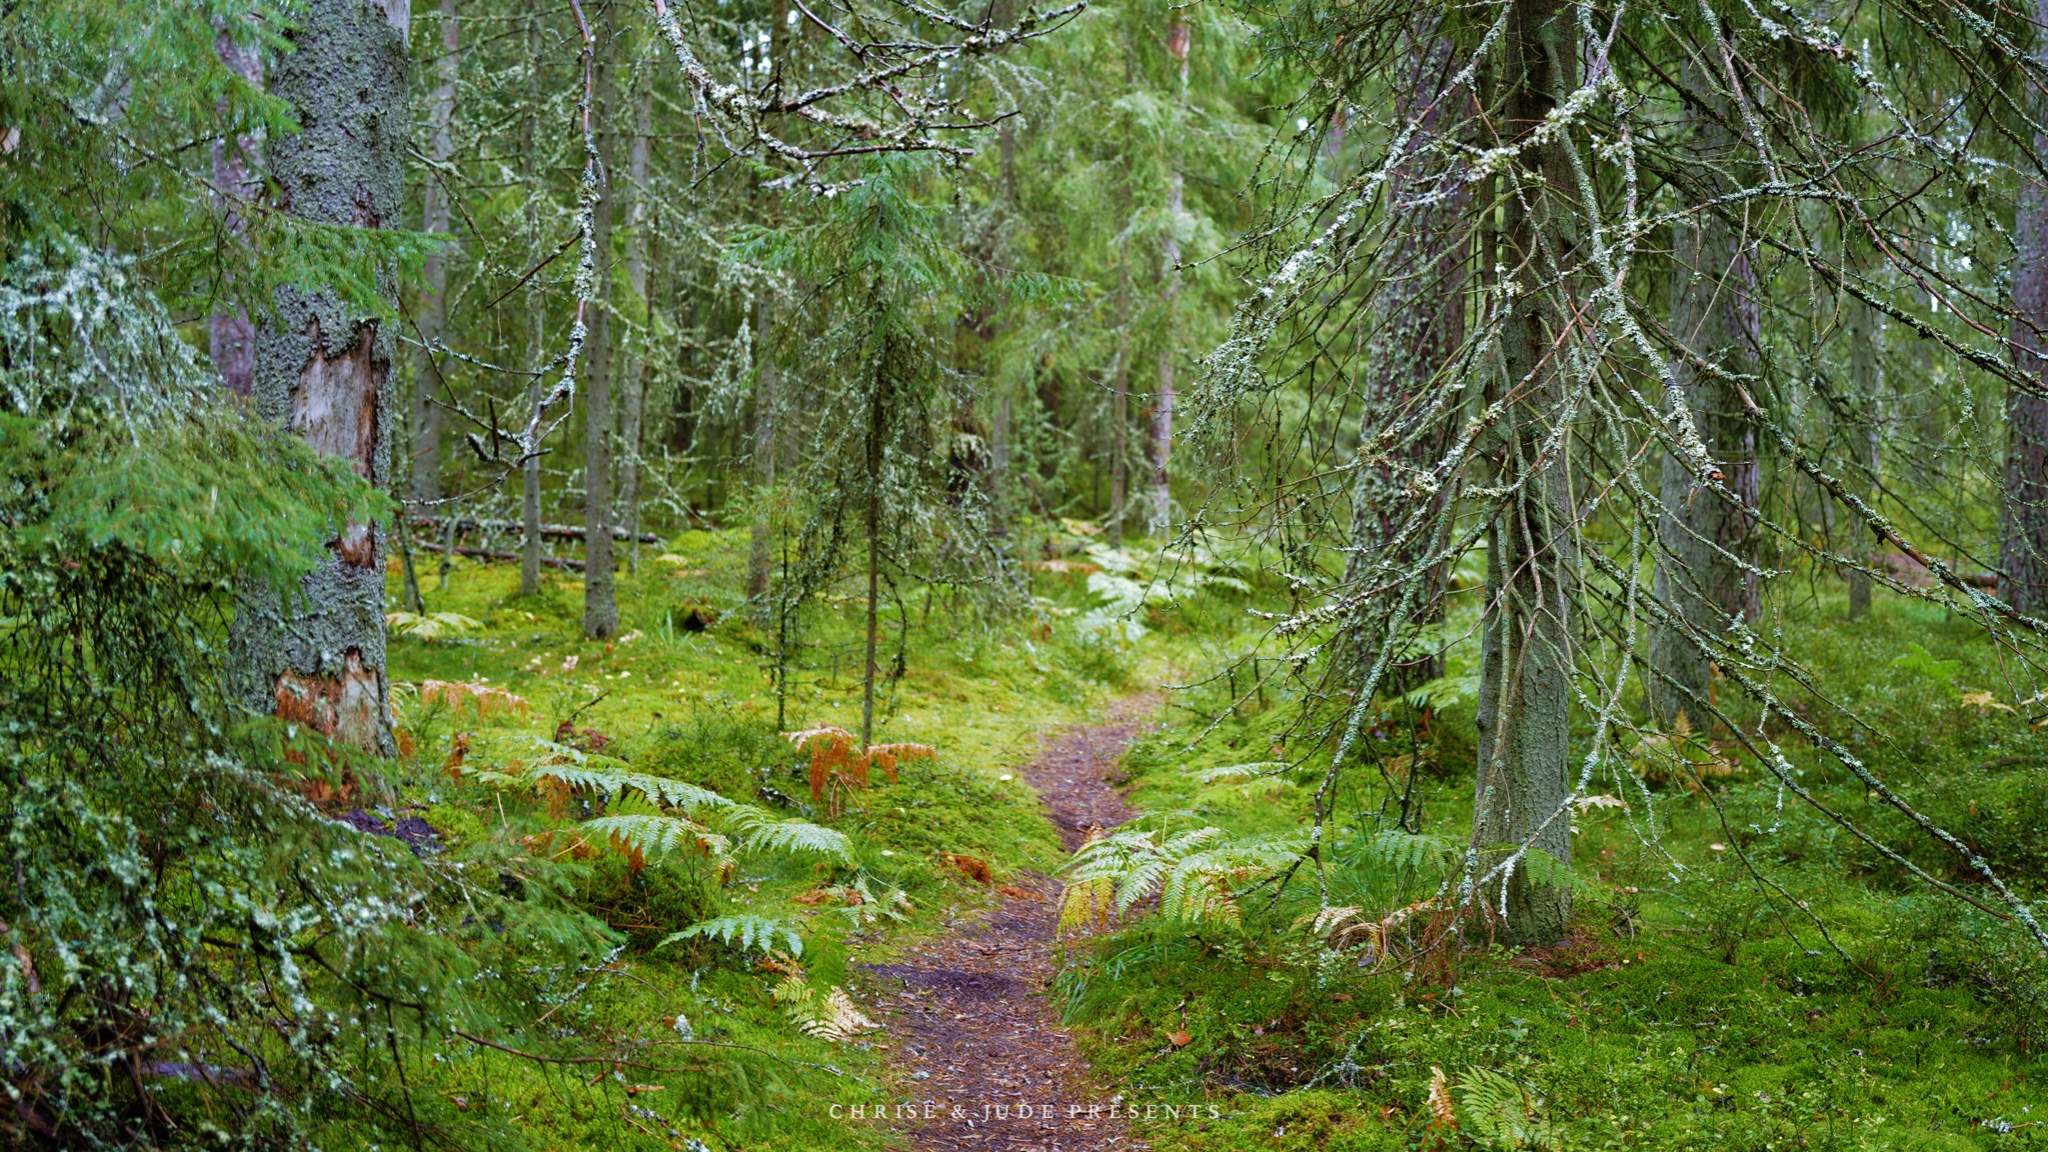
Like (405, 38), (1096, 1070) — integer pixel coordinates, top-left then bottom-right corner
(661, 915), (805, 957)
(1363, 829), (1456, 873)
(530, 757), (734, 812)
(582, 813), (730, 863)
(722, 805), (854, 863)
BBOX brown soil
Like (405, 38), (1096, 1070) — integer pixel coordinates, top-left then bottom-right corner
(859, 698), (1158, 1151)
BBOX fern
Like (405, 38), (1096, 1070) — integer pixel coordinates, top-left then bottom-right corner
(768, 972), (877, 1041)
(662, 915), (804, 957)
(722, 804), (855, 863)
(581, 810), (729, 871)
(1457, 1067), (1558, 1151)
(1360, 829), (1456, 874)
(1058, 821), (1309, 935)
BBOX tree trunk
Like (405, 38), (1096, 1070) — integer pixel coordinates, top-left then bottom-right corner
(583, 8), (620, 640)
(617, 70), (653, 574)
(409, 0), (456, 504)
(1151, 171), (1180, 534)
(234, 0), (409, 755)
(208, 18), (262, 396)
(1845, 294), (1880, 619)
(1650, 77), (1762, 731)
(861, 351), (887, 749)
(1109, 260), (1130, 546)
(520, 9), (546, 597)
(2004, 13), (2048, 615)
(747, 295), (780, 600)
(1471, 0), (1577, 944)
(1345, 31), (1467, 691)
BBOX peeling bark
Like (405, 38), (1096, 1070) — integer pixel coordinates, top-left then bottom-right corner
(233, 0), (409, 756)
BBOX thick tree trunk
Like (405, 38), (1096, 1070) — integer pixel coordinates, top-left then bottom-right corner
(1345, 32), (1467, 691)
(520, 10), (546, 598)
(582, 9), (620, 640)
(408, 0), (456, 503)
(1845, 295), (1880, 619)
(1151, 171), (1180, 534)
(235, 0), (409, 755)
(1651, 81), (1761, 731)
(2004, 24), (2048, 614)
(1471, 0), (1577, 943)
(747, 296), (779, 600)
(209, 19), (262, 396)
(617, 72), (653, 574)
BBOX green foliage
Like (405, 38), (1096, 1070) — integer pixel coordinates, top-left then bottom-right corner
(0, 240), (601, 1145)
(1890, 641), (1961, 691)
(384, 609), (482, 641)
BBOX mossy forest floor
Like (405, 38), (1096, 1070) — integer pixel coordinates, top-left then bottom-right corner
(375, 529), (2047, 1151)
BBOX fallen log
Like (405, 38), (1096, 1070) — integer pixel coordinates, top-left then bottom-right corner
(447, 544), (585, 572)
(410, 514), (658, 545)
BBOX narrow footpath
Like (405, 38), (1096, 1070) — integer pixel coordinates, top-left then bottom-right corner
(861, 698), (1158, 1151)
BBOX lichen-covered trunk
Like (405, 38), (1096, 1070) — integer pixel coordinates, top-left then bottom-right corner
(1151, 171), (1181, 534)
(582, 10), (620, 639)
(617, 73), (653, 574)
(208, 18), (262, 396)
(1651, 84), (1761, 730)
(519, 9), (546, 597)
(746, 296), (779, 601)
(2004, 18), (2048, 615)
(1845, 295), (1880, 619)
(1471, 0), (1577, 943)
(408, 0), (457, 503)
(234, 0), (409, 755)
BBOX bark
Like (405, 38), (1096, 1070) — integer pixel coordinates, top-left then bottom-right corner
(747, 296), (780, 600)
(1471, 0), (1577, 943)
(1650, 78), (1762, 731)
(2004, 13), (2048, 615)
(520, 9), (546, 598)
(617, 70), (653, 574)
(209, 19), (262, 396)
(583, 8), (620, 640)
(409, 0), (457, 503)
(1845, 294), (1880, 619)
(234, 0), (410, 755)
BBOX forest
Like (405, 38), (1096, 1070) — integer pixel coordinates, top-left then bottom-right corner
(3, 0), (2048, 1147)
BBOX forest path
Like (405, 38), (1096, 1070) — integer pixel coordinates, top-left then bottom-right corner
(859, 696), (1159, 1152)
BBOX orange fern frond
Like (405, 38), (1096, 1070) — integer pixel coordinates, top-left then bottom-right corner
(865, 742), (936, 783)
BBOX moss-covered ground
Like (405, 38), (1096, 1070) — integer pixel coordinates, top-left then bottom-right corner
(368, 530), (2046, 1151)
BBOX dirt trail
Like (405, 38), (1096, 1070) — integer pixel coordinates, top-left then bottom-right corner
(860, 697), (1157, 1152)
